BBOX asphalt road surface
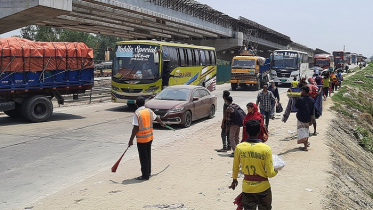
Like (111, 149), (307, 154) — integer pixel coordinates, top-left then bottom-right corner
(0, 83), (291, 210)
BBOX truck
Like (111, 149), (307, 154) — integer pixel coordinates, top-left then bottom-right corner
(332, 51), (347, 70)
(313, 54), (334, 70)
(0, 37), (94, 122)
(229, 51), (270, 91)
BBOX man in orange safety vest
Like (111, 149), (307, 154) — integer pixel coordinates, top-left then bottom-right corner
(128, 96), (166, 180)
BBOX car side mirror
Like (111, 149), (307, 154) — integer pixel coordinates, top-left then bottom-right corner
(192, 97), (199, 101)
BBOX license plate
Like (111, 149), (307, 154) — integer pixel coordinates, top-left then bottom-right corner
(281, 80), (287, 82)
(127, 100), (135, 104)
(240, 80), (245, 83)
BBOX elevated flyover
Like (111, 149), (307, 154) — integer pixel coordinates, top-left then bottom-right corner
(1, 0), (314, 60)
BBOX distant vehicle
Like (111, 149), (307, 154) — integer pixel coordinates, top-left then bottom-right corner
(333, 51), (347, 70)
(111, 40), (217, 107)
(0, 37), (94, 122)
(313, 54), (334, 70)
(270, 50), (309, 85)
(145, 85), (217, 128)
(345, 52), (351, 65)
(351, 53), (357, 64)
(95, 61), (112, 77)
(229, 51), (271, 91)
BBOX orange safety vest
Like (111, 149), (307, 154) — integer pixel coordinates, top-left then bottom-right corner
(135, 109), (154, 143)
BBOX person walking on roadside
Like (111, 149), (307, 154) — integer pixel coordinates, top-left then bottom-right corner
(322, 73), (330, 101)
(256, 84), (277, 129)
(229, 119), (278, 210)
(225, 96), (241, 157)
(216, 90), (231, 152)
(241, 103), (268, 143)
(268, 81), (280, 120)
(295, 86), (315, 151)
(128, 96), (166, 180)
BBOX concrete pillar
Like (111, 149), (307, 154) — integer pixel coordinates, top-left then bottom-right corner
(0, 0), (72, 34)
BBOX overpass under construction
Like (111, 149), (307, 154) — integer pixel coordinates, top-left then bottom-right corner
(0, 0), (316, 60)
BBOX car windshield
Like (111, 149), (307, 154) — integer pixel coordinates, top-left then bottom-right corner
(112, 44), (160, 81)
(272, 51), (298, 69)
(155, 88), (191, 101)
(232, 59), (255, 69)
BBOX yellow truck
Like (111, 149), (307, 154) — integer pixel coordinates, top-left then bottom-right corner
(229, 55), (269, 91)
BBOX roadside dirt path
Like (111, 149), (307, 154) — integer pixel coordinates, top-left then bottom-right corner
(29, 92), (334, 210)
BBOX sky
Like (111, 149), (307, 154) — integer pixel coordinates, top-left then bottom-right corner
(197, 0), (373, 57)
(1, 0), (372, 57)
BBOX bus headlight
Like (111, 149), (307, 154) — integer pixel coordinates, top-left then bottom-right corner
(112, 85), (120, 91)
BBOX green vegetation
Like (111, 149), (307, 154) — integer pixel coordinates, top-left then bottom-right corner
(332, 62), (373, 153)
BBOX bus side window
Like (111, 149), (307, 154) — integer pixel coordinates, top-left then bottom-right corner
(205, 50), (211, 65)
(200, 50), (206, 66)
(178, 48), (185, 67)
(191, 49), (196, 66)
(186, 48), (193, 66)
(194, 49), (200, 66)
(210, 50), (216, 65)
(169, 47), (178, 69)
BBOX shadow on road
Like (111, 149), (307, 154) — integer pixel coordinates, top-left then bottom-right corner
(0, 113), (84, 125)
(105, 105), (137, 113)
(277, 147), (301, 156)
(109, 164), (170, 185)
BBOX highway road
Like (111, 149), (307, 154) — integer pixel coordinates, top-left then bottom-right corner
(0, 83), (292, 209)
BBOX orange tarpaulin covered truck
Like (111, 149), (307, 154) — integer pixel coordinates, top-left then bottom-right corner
(0, 37), (94, 122)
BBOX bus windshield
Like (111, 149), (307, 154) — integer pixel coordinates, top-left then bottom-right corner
(335, 58), (343, 64)
(232, 59), (255, 69)
(272, 51), (298, 69)
(315, 59), (330, 66)
(112, 44), (160, 82)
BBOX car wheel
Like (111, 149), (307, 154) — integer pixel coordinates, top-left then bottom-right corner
(182, 111), (192, 128)
(208, 105), (215, 119)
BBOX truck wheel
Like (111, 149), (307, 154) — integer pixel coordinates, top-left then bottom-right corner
(231, 83), (238, 91)
(3, 103), (22, 118)
(22, 95), (53, 123)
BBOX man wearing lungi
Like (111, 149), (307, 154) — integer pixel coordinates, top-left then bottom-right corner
(295, 86), (315, 151)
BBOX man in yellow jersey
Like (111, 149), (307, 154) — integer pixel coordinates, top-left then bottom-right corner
(291, 76), (298, 88)
(128, 97), (166, 180)
(230, 119), (278, 209)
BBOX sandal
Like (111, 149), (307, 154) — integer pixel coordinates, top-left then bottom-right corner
(299, 147), (308, 151)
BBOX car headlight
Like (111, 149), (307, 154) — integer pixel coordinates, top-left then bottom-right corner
(112, 85), (120, 91)
(144, 86), (160, 93)
(169, 107), (184, 113)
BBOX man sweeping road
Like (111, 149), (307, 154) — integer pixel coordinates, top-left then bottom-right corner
(128, 96), (166, 180)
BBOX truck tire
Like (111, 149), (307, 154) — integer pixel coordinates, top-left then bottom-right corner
(231, 83), (238, 91)
(0, 101), (15, 111)
(3, 103), (22, 118)
(22, 95), (53, 123)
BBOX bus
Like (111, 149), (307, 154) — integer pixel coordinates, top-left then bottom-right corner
(313, 54), (334, 70)
(270, 50), (309, 85)
(111, 40), (217, 105)
(333, 51), (347, 70)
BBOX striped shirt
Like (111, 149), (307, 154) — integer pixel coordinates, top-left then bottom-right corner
(257, 91), (276, 112)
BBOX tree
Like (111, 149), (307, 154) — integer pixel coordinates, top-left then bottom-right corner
(20, 25), (37, 40)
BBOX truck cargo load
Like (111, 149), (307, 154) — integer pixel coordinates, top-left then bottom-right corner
(0, 37), (94, 122)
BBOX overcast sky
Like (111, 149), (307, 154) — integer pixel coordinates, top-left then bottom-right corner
(197, 0), (373, 57)
(1, 0), (372, 57)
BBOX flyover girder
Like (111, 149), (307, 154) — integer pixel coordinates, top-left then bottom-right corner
(70, 0), (216, 38)
(69, 6), (196, 39)
(78, 0), (230, 37)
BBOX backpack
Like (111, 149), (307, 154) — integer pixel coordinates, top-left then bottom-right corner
(233, 105), (246, 127)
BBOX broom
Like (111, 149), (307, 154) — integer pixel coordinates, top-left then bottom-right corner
(111, 145), (130, 173)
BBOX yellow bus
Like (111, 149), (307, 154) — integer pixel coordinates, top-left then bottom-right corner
(111, 40), (217, 105)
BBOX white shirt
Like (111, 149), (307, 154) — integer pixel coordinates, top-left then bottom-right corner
(132, 106), (157, 126)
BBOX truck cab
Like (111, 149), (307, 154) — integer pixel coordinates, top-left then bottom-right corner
(229, 55), (267, 91)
